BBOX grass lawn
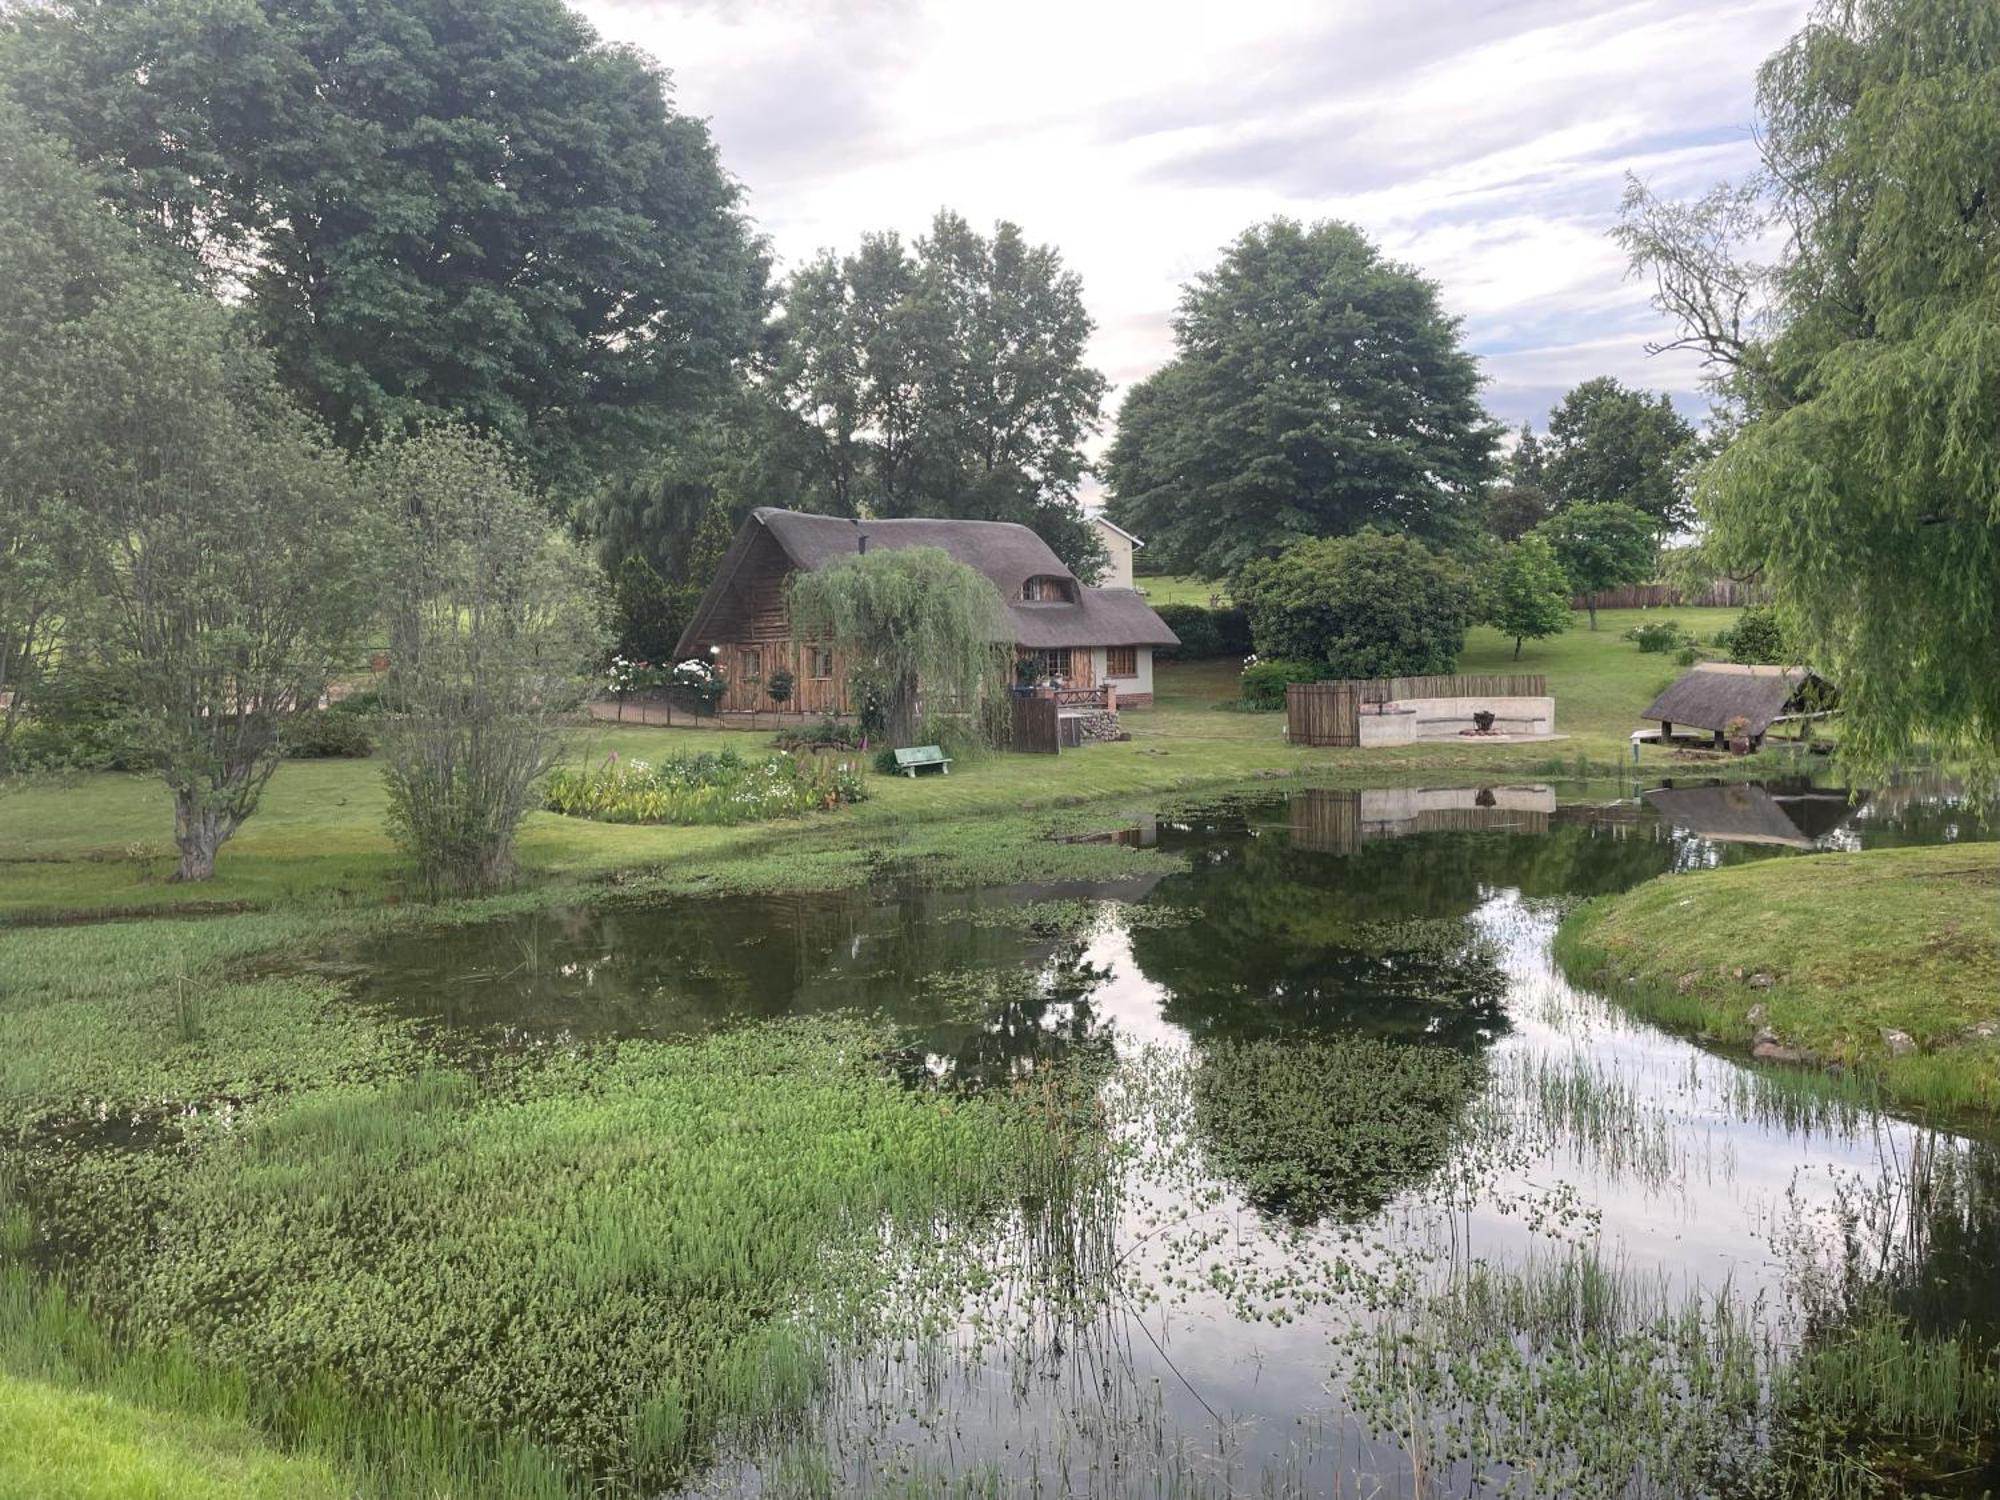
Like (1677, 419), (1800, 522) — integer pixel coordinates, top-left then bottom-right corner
(1459, 606), (1743, 741)
(0, 1373), (346, 1500)
(0, 608), (1732, 922)
(1132, 573), (1229, 606)
(1555, 841), (2000, 1114)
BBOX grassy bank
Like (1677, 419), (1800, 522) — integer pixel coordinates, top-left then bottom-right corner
(1555, 841), (2000, 1113)
(1, 1001), (1101, 1497)
(0, 609), (1733, 923)
(0, 1372), (349, 1500)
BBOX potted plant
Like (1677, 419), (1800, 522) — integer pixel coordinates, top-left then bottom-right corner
(1725, 714), (1753, 754)
(1472, 709), (1497, 734)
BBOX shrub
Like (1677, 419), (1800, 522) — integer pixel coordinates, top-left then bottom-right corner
(283, 708), (374, 758)
(1623, 619), (1688, 653)
(1238, 657), (1319, 710)
(1675, 644), (1705, 667)
(374, 426), (606, 897)
(773, 717), (862, 753)
(544, 749), (865, 825)
(1154, 602), (1252, 660)
(766, 667), (794, 706)
(2, 665), (145, 772)
(1727, 605), (1790, 664)
(1236, 531), (1471, 679)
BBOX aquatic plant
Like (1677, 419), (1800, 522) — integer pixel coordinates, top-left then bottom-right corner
(14, 1021), (1103, 1493)
(1190, 1036), (1486, 1224)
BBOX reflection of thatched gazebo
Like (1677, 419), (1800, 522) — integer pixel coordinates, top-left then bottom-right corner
(1641, 783), (1859, 849)
(1640, 663), (1836, 748)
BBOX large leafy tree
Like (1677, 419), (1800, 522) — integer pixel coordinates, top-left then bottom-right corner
(2, 0), (767, 501)
(1236, 531), (1472, 680)
(1618, 0), (2000, 768)
(1541, 377), (1698, 535)
(770, 212), (1107, 576)
(1535, 502), (1656, 630)
(586, 379), (818, 584)
(0, 98), (149, 755)
(1103, 219), (1499, 576)
(3, 106), (383, 877)
(786, 548), (1010, 748)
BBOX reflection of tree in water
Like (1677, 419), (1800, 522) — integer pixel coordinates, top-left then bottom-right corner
(1192, 1035), (1486, 1225)
(1126, 794), (1721, 1227)
(892, 943), (1118, 1092)
(1825, 1135), (2000, 1345)
(1129, 796), (1728, 1049)
(353, 883), (1126, 1092)
(1770, 1137), (2000, 1492)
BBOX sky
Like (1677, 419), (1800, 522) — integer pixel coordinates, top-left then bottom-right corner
(580, 0), (1807, 462)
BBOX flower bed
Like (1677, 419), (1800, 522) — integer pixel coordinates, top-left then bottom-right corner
(544, 748), (867, 825)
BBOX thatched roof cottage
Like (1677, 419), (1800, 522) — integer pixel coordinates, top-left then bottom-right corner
(1640, 663), (1837, 748)
(673, 508), (1180, 715)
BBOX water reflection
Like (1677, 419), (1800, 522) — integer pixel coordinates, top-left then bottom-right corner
(338, 776), (1994, 1496)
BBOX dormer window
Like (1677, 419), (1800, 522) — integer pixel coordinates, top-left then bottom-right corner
(1022, 575), (1073, 602)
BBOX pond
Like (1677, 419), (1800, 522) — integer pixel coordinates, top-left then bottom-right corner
(339, 775), (1999, 1498)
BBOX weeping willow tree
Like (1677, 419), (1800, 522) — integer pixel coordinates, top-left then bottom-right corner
(788, 547), (1011, 747)
(1618, 0), (2000, 772)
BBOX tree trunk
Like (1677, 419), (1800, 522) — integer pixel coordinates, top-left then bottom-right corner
(1513, 636), (1523, 660)
(171, 791), (228, 882)
(885, 670), (920, 747)
(1586, 595), (1599, 630)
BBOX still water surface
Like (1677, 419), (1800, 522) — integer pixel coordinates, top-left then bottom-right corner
(354, 777), (1998, 1497)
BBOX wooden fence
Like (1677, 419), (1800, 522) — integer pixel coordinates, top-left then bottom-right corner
(1327, 672), (1547, 701)
(1008, 695), (1061, 755)
(1286, 682), (1359, 746)
(1575, 581), (1769, 610)
(1286, 673), (1549, 747)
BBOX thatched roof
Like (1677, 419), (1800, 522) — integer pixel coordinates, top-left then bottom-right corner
(1640, 663), (1833, 736)
(676, 508), (1180, 655)
(1642, 784), (1818, 848)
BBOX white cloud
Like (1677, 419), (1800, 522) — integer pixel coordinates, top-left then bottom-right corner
(578, 0), (1807, 438)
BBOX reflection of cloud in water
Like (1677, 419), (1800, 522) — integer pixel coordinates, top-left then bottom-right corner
(704, 783), (1990, 1497)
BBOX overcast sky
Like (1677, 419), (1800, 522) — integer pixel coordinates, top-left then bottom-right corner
(581, 0), (1804, 455)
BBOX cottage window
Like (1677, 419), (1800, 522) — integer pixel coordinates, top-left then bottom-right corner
(740, 648), (762, 682)
(1105, 646), (1137, 678)
(808, 646), (834, 680)
(1026, 648), (1072, 681)
(1022, 576), (1072, 603)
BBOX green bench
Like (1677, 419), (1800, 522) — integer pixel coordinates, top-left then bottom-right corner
(893, 744), (952, 778)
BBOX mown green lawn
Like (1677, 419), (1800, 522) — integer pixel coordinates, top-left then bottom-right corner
(1556, 841), (2000, 1114)
(1459, 606), (1743, 741)
(0, 608), (1731, 921)
(0, 1373), (347, 1500)
(1131, 573), (1229, 606)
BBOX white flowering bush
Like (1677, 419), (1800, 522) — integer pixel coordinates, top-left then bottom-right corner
(669, 657), (726, 708)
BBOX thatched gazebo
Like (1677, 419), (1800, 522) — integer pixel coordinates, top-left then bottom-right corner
(1640, 663), (1836, 749)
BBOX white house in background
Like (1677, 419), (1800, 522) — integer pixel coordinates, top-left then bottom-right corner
(1088, 514), (1144, 588)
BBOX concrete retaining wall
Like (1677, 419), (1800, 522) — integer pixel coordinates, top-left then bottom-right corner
(1356, 695), (1555, 745)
